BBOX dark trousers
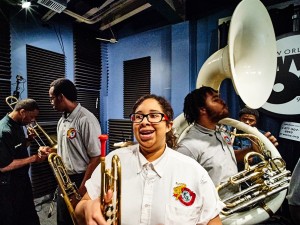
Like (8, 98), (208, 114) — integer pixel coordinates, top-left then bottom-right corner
(57, 173), (84, 225)
(0, 174), (40, 225)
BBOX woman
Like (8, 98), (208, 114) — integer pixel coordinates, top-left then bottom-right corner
(75, 94), (224, 225)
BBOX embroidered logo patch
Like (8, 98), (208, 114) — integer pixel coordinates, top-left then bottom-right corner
(173, 183), (196, 206)
(223, 135), (232, 145)
(67, 128), (77, 139)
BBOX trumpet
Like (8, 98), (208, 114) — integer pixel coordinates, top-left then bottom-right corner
(5, 95), (57, 150)
(99, 134), (121, 225)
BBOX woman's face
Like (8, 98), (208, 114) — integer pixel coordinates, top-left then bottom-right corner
(133, 98), (172, 161)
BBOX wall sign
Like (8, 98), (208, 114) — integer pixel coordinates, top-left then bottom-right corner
(261, 32), (300, 120)
(279, 122), (300, 142)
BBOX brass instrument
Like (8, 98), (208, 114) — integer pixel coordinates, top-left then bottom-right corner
(99, 134), (121, 225)
(48, 153), (81, 225)
(6, 95), (18, 110)
(6, 96), (81, 224)
(173, 0), (290, 223)
(218, 119), (290, 224)
(216, 126), (291, 216)
(5, 96), (57, 150)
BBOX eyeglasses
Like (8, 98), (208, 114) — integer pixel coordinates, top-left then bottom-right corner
(129, 113), (169, 123)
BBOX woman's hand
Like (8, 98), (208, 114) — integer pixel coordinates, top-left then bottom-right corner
(75, 190), (113, 225)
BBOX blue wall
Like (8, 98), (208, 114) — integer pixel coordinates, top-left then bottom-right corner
(9, 7), (234, 134)
(100, 8), (233, 133)
(10, 16), (74, 97)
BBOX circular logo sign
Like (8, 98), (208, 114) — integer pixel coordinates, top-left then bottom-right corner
(261, 32), (300, 120)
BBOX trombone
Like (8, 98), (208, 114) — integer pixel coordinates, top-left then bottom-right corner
(5, 95), (57, 150)
(48, 153), (81, 225)
(6, 95), (80, 224)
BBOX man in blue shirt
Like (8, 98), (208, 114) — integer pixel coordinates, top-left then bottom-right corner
(233, 107), (278, 171)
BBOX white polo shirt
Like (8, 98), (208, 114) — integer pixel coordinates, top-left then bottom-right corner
(57, 103), (101, 175)
(85, 145), (224, 225)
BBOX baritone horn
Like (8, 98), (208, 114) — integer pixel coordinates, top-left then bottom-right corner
(5, 95), (57, 150)
(99, 134), (121, 225)
(173, 0), (290, 224)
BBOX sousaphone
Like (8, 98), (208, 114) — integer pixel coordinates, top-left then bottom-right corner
(173, 0), (290, 224)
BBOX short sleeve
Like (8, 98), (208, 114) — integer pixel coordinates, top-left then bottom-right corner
(85, 163), (101, 200)
(0, 132), (14, 168)
(80, 116), (101, 157)
(196, 172), (225, 225)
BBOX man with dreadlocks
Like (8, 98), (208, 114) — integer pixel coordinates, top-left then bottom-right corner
(176, 86), (278, 199)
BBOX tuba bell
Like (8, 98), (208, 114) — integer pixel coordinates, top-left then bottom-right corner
(173, 0), (290, 224)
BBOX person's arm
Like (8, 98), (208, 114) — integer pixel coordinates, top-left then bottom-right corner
(76, 117), (102, 197)
(207, 215), (222, 225)
(234, 131), (279, 163)
(75, 191), (111, 225)
(0, 154), (47, 173)
(70, 156), (100, 208)
(77, 156), (100, 197)
(234, 146), (253, 162)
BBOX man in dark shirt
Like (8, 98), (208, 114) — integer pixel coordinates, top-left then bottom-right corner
(0, 98), (47, 225)
(233, 107), (278, 171)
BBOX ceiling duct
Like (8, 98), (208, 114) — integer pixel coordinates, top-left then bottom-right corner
(40, 0), (151, 31)
(37, 0), (67, 13)
(38, 0), (184, 31)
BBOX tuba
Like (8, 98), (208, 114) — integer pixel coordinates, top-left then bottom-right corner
(173, 0), (291, 224)
(99, 134), (121, 225)
(215, 118), (291, 224)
